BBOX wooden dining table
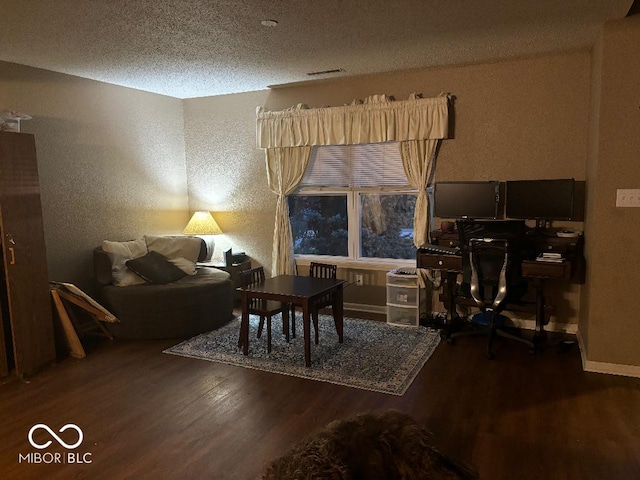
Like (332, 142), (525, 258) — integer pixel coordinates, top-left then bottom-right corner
(237, 274), (347, 367)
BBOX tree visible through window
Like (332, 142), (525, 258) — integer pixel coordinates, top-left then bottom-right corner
(288, 195), (348, 256)
(360, 193), (416, 259)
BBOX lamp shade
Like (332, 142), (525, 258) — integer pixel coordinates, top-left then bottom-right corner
(183, 211), (222, 235)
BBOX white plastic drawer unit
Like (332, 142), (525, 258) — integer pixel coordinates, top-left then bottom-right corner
(386, 270), (422, 327)
(386, 273), (418, 287)
(387, 284), (419, 306)
(387, 305), (420, 327)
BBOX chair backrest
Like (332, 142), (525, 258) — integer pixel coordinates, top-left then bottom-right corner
(456, 219), (526, 284)
(240, 266), (266, 289)
(309, 262), (337, 280)
(468, 238), (510, 310)
(309, 262), (337, 308)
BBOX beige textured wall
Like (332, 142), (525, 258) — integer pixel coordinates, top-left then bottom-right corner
(267, 52), (589, 183)
(183, 91), (272, 269)
(583, 15), (640, 367)
(0, 61), (189, 292)
(185, 51), (591, 313)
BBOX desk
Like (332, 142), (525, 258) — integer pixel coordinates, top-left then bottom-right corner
(417, 234), (581, 342)
(238, 275), (346, 367)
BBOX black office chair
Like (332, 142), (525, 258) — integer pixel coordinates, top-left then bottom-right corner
(450, 220), (535, 358)
(240, 266), (290, 353)
(290, 261), (338, 345)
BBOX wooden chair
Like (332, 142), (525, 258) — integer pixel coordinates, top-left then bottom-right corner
(290, 262), (338, 345)
(240, 266), (290, 353)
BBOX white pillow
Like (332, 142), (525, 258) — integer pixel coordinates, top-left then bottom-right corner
(170, 257), (197, 276)
(144, 235), (202, 263)
(102, 238), (148, 287)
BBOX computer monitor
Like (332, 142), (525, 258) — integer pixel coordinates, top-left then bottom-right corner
(505, 179), (575, 226)
(434, 181), (500, 219)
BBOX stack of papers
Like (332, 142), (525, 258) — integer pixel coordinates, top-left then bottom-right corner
(536, 252), (565, 263)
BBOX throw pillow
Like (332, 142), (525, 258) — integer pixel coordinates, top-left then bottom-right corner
(125, 251), (188, 284)
(170, 256), (197, 275)
(102, 238), (148, 287)
(144, 235), (202, 263)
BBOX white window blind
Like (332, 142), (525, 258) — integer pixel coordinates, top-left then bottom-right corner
(299, 142), (409, 188)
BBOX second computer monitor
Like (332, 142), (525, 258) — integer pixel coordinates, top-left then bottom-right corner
(505, 178), (575, 222)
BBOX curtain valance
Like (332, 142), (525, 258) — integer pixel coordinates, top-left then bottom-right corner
(256, 93), (449, 149)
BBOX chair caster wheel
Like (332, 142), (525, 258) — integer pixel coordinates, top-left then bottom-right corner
(447, 337), (455, 345)
(486, 351), (495, 359)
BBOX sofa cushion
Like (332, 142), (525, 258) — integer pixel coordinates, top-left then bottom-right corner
(102, 238), (148, 287)
(100, 268), (233, 339)
(125, 251), (188, 284)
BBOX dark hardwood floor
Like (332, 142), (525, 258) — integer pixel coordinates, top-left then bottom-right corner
(1, 310), (639, 480)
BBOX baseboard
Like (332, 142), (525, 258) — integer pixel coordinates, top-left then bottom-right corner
(343, 303), (387, 315)
(576, 330), (640, 378)
(507, 316), (578, 335)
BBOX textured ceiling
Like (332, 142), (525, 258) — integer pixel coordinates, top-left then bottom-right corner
(0, 0), (633, 99)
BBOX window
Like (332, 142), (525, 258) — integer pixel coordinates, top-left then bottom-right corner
(289, 194), (348, 256)
(288, 143), (417, 265)
(360, 193), (417, 259)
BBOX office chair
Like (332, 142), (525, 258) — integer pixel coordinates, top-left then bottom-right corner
(290, 261), (337, 345)
(451, 220), (534, 358)
(240, 266), (290, 353)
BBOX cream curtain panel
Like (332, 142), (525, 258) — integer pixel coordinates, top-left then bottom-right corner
(266, 146), (312, 275)
(400, 139), (439, 248)
(257, 94), (449, 148)
(400, 139), (439, 288)
(258, 93), (449, 277)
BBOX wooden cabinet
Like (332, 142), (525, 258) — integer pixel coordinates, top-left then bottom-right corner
(0, 132), (55, 378)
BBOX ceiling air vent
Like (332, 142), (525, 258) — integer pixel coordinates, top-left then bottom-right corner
(306, 68), (346, 76)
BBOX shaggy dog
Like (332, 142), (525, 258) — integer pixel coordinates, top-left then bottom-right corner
(262, 410), (478, 480)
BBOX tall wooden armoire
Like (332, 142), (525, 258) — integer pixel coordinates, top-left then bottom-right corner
(0, 132), (55, 378)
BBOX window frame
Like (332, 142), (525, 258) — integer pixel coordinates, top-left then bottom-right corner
(290, 186), (418, 269)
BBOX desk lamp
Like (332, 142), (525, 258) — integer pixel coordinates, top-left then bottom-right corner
(183, 211), (222, 261)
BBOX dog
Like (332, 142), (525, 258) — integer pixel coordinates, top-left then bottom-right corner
(261, 410), (478, 479)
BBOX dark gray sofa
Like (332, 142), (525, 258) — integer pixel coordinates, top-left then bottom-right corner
(93, 236), (234, 339)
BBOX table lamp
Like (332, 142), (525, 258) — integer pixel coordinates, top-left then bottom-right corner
(183, 211), (222, 260)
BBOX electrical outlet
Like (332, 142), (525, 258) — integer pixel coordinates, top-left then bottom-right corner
(355, 274), (363, 286)
(616, 189), (640, 207)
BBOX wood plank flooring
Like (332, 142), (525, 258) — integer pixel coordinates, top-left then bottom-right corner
(1, 311), (639, 480)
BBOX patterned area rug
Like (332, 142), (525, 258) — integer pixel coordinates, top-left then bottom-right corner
(164, 314), (440, 396)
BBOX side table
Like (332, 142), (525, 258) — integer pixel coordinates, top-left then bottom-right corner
(197, 260), (251, 304)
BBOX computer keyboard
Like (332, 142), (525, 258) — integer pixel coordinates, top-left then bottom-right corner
(422, 243), (461, 255)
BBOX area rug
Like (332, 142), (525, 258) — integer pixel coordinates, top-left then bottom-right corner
(164, 314), (440, 396)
